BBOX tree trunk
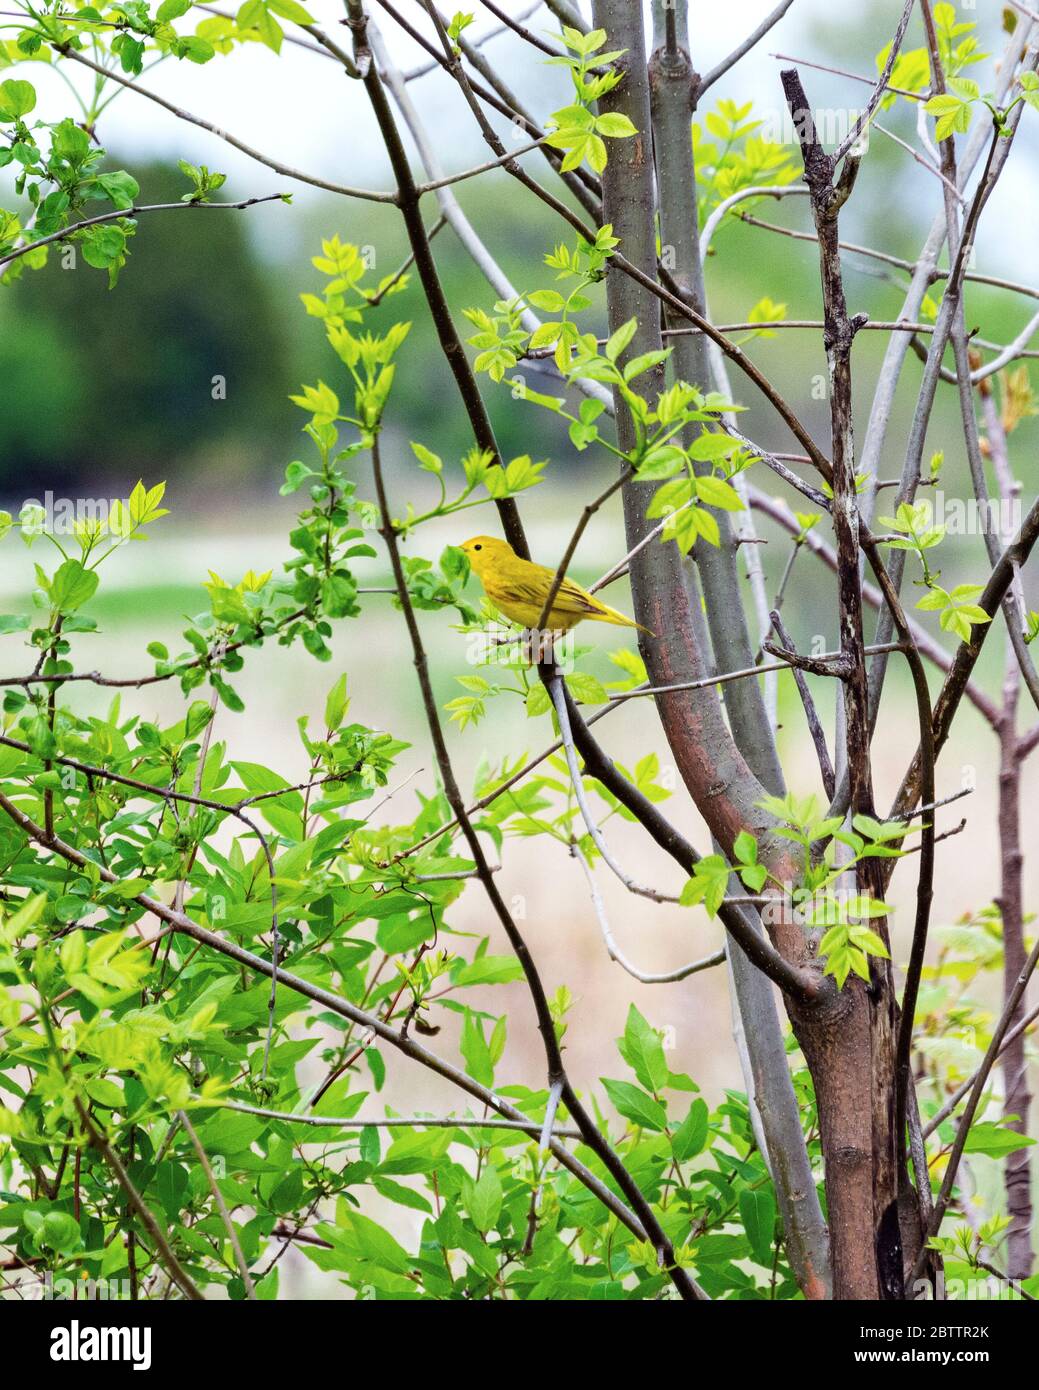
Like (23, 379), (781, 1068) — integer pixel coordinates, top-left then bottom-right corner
(999, 676), (1033, 1279)
(647, 0), (830, 1300)
(593, 0), (902, 1300)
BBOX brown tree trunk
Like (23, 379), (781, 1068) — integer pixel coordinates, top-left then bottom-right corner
(592, 0), (901, 1300)
(1000, 677), (1034, 1279)
(779, 67), (902, 1300)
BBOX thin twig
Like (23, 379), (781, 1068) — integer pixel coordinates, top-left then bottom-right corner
(769, 612), (835, 798)
(833, 0), (915, 162)
(209, 1099), (582, 1139)
(477, 0), (564, 58)
(0, 195), (286, 272)
(923, 1002), (1039, 1139)
(53, 46), (393, 201)
(698, 0), (797, 96)
(915, 932), (1039, 1273)
(571, 841), (726, 984)
(179, 1111), (256, 1299)
(75, 1101), (203, 1301)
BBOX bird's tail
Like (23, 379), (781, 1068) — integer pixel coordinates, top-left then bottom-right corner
(593, 604), (655, 638)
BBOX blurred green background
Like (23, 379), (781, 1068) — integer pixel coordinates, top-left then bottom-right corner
(1, 1), (1036, 526)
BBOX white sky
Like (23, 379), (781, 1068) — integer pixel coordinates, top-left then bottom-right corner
(23, 4), (786, 175)
(22, 3), (831, 182)
(9, 2), (1039, 274)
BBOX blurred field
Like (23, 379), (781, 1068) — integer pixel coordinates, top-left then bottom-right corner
(0, 507), (1026, 1080)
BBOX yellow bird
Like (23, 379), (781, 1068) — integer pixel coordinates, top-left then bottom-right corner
(460, 535), (652, 635)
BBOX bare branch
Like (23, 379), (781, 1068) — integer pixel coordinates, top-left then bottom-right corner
(549, 675), (683, 904)
(179, 1111), (257, 1299)
(832, 0), (914, 163)
(892, 494), (1039, 821)
(0, 195), (287, 273)
(550, 678), (822, 1003)
(212, 1099), (583, 1139)
(770, 48), (925, 104)
(405, 0), (543, 78)
(477, 0), (564, 58)
(768, 612), (835, 798)
(872, 119), (966, 207)
(570, 842), (726, 983)
(53, 46), (395, 202)
(698, 0), (798, 97)
(747, 486), (1002, 727)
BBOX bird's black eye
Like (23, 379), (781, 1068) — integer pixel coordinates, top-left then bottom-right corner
(474, 544), (482, 551)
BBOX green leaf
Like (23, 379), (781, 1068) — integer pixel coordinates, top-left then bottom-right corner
(410, 441), (442, 473)
(623, 349), (670, 382)
(440, 544), (469, 584)
(566, 672), (608, 705)
(267, 0), (316, 21)
(672, 1098), (709, 1161)
(695, 474), (744, 511)
(327, 1210), (412, 1275)
(526, 288), (566, 312)
(48, 560), (99, 613)
(1, 893), (46, 944)
(739, 1187), (777, 1266)
(679, 854), (731, 917)
(359, 1125), (381, 1166)
(733, 830), (757, 866)
(620, 1005), (669, 1093)
(453, 955), (524, 987)
(600, 1077), (667, 1132)
(460, 1008), (495, 1087)
(604, 317), (637, 362)
(96, 171), (140, 211)
(963, 1122), (1037, 1158)
(324, 673), (349, 732)
(595, 112), (637, 138)
(80, 224), (128, 271)
(461, 1165), (503, 1234)
(36, 1210), (81, 1253)
(688, 432), (737, 462)
(636, 445), (685, 480)
(0, 79), (36, 121)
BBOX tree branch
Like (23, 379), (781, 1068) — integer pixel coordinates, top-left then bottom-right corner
(53, 45), (395, 202)
(0, 194), (287, 273)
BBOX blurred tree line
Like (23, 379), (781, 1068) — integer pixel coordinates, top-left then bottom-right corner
(0, 163), (289, 496)
(0, 159), (585, 506)
(1, 119), (1033, 516)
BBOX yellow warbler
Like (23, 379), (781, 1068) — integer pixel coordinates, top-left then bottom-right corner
(460, 535), (652, 635)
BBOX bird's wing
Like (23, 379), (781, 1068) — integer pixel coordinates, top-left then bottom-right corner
(492, 562), (605, 618)
(555, 574), (609, 615)
(507, 572), (601, 616)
